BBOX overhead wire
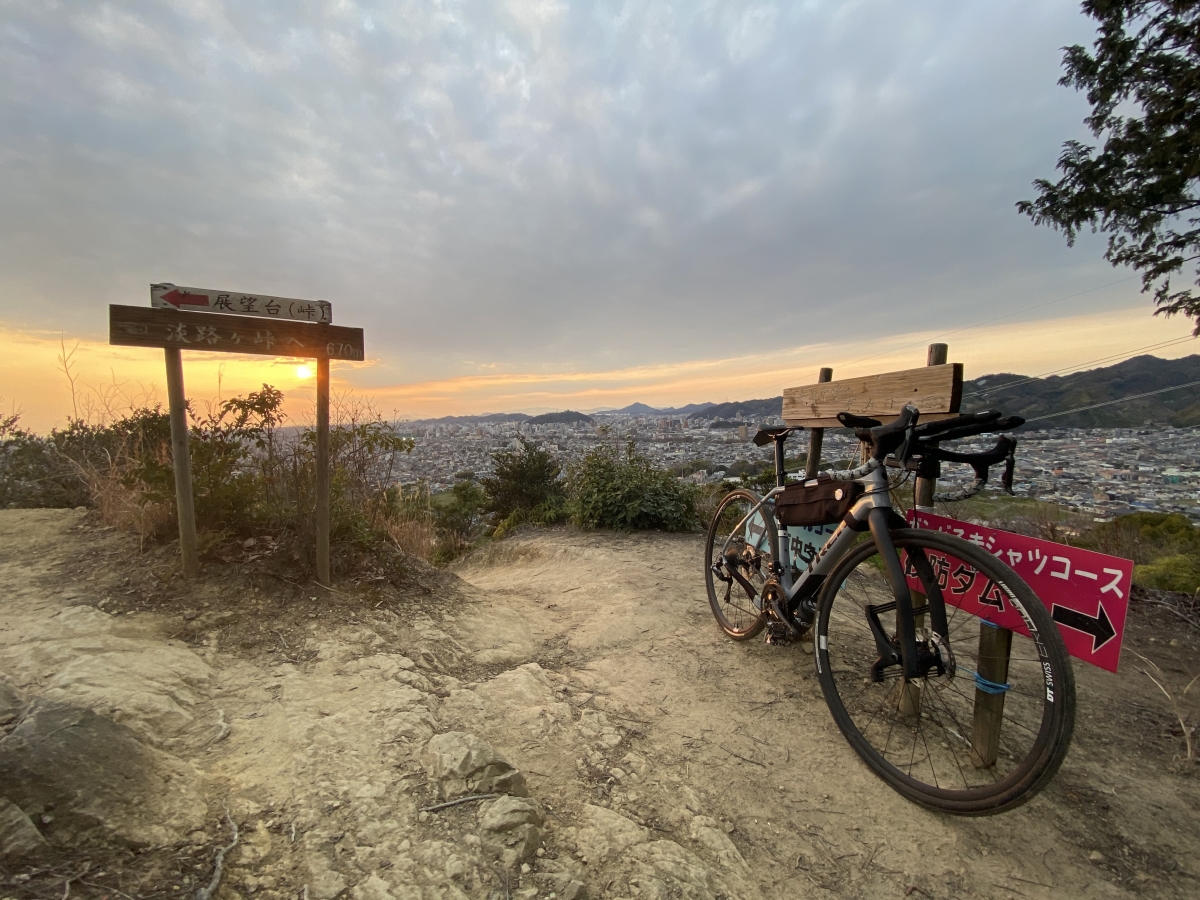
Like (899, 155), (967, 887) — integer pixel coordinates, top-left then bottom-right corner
(963, 334), (1198, 400)
(1023, 378), (1200, 424)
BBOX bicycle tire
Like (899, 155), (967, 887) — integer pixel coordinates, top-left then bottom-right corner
(814, 528), (1075, 815)
(704, 489), (775, 640)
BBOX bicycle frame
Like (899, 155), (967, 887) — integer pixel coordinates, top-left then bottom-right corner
(720, 462), (947, 679)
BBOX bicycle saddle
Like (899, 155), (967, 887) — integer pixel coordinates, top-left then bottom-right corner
(752, 426), (794, 447)
(836, 412), (881, 429)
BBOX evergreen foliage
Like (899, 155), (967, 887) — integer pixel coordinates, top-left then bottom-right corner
(567, 443), (697, 532)
(1019, 1), (1200, 329)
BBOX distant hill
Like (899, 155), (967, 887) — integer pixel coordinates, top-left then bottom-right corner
(526, 410), (594, 425)
(963, 353), (1200, 429)
(596, 401), (715, 416)
(408, 354), (1200, 431)
(688, 397), (783, 421)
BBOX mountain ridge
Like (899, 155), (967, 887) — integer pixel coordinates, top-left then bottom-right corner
(403, 353), (1200, 429)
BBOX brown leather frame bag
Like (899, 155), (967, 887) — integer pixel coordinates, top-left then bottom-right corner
(775, 476), (865, 528)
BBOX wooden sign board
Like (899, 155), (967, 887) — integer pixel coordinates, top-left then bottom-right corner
(110, 305), (363, 361)
(783, 363), (962, 427)
(151, 283), (333, 324)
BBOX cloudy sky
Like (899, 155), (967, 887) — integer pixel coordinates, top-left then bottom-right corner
(2, 0), (1195, 429)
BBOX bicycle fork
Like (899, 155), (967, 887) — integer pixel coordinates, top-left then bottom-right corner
(866, 509), (952, 682)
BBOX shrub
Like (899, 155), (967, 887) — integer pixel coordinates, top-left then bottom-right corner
(0, 412), (87, 508)
(431, 477), (488, 562)
(1076, 512), (1200, 594)
(481, 437), (566, 531)
(567, 442), (697, 532)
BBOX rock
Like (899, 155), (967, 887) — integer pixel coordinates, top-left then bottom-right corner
(0, 681), (22, 729)
(0, 607), (213, 744)
(574, 805), (647, 863)
(307, 855), (348, 900)
(481, 796), (542, 869)
(575, 711), (622, 750)
(0, 699), (206, 848)
(384, 709), (439, 744)
(627, 840), (733, 899)
(481, 796), (542, 833)
(561, 881), (588, 900)
(421, 732), (527, 799)
(689, 816), (747, 870)
(351, 873), (395, 900)
(0, 797), (47, 861)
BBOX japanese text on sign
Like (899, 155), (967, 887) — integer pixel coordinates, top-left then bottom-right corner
(150, 283), (333, 324)
(907, 510), (1132, 672)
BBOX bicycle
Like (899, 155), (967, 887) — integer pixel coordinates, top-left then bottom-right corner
(704, 405), (1075, 815)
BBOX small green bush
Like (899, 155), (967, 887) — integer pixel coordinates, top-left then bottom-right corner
(568, 443), (697, 532)
(481, 437), (566, 528)
(1076, 512), (1200, 594)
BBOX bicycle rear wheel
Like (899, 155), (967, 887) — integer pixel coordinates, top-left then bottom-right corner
(704, 489), (775, 640)
(815, 529), (1075, 814)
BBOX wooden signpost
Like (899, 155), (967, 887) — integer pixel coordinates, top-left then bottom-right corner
(109, 289), (364, 585)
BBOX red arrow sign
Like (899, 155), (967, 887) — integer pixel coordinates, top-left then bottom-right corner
(158, 289), (210, 309)
(907, 510), (1132, 672)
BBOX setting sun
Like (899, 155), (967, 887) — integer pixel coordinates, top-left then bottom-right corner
(295, 365), (313, 380)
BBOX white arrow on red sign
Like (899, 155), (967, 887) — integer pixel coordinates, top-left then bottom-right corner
(150, 283), (332, 324)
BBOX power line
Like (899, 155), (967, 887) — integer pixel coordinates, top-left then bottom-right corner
(1024, 378), (1200, 424)
(963, 334), (1197, 400)
(832, 273), (1143, 372)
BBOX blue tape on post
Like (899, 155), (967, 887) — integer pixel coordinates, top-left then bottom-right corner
(968, 669), (1012, 695)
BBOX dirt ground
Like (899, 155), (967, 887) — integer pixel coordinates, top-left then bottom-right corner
(1, 509), (1198, 900)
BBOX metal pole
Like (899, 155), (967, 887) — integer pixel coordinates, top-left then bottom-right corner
(164, 348), (198, 578)
(316, 356), (331, 586)
(803, 367), (833, 480)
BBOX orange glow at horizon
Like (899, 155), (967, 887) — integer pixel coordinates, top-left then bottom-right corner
(1, 305), (1196, 432)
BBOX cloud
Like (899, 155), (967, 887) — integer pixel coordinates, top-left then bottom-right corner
(0, 0), (1144, 416)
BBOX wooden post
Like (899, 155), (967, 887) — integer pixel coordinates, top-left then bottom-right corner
(970, 624), (1013, 767)
(913, 343), (948, 509)
(316, 356), (331, 586)
(899, 343), (948, 715)
(164, 348), (199, 578)
(803, 368), (833, 479)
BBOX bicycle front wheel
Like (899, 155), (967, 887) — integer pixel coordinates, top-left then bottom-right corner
(815, 529), (1075, 815)
(704, 489), (775, 640)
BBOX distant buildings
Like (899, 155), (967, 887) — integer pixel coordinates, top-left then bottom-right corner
(391, 415), (1200, 522)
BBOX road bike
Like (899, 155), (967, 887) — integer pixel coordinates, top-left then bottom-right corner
(704, 405), (1075, 815)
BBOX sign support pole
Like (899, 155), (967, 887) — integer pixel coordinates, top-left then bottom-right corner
(897, 344), (949, 716)
(164, 348), (199, 578)
(803, 368), (833, 480)
(316, 356), (331, 586)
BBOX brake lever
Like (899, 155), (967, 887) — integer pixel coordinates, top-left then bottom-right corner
(1001, 437), (1017, 495)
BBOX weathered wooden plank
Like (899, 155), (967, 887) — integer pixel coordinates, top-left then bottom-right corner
(110, 305), (363, 361)
(782, 363), (962, 427)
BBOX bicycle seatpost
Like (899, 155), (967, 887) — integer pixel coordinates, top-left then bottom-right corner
(774, 434), (788, 488)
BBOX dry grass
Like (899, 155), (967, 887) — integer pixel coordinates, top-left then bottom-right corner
(1129, 649), (1200, 766)
(384, 516), (437, 559)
